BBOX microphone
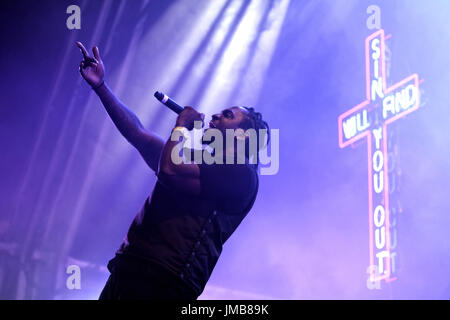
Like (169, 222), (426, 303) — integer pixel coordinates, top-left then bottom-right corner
(154, 91), (184, 114)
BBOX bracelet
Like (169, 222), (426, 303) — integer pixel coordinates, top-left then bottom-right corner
(92, 80), (104, 90)
(172, 126), (189, 137)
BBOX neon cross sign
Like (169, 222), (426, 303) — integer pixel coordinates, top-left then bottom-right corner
(338, 29), (420, 283)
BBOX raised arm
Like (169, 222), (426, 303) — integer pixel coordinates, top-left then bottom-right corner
(76, 42), (164, 172)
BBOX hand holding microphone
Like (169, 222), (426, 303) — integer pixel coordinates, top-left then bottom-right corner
(175, 107), (205, 131)
(154, 91), (204, 131)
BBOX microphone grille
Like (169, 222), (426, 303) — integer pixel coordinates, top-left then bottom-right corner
(154, 91), (164, 101)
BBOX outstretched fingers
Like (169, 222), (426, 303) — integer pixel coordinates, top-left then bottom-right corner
(76, 41), (98, 65)
(76, 41), (89, 60)
(92, 46), (101, 61)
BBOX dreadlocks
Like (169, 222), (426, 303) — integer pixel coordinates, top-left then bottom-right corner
(242, 106), (270, 150)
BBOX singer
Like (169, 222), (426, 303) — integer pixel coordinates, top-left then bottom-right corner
(76, 42), (270, 300)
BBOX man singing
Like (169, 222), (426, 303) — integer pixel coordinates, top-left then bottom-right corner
(76, 42), (269, 300)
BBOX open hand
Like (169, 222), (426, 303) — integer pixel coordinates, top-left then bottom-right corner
(76, 41), (104, 88)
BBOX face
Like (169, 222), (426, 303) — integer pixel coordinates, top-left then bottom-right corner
(208, 106), (249, 134)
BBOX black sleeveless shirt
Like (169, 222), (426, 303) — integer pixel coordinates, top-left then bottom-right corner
(112, 162), (258, 296)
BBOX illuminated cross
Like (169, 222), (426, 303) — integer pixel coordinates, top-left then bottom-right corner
(338, 29), (420, 283)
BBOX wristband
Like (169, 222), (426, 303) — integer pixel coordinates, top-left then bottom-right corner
(92, 80), (104, 90)
(172, 126), (189, 138)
